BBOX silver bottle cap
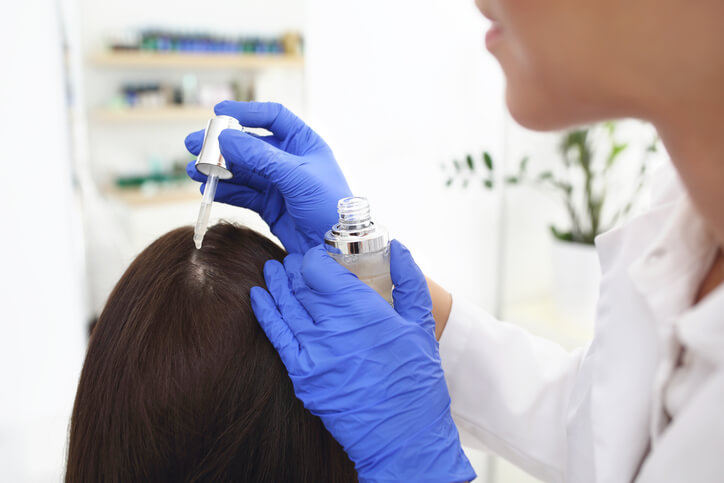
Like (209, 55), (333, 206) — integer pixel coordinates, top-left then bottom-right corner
(194, 115), (243, 180)
(324, 197), (389, 255)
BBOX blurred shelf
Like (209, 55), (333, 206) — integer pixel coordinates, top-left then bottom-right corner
(90, 51), (304, 69)
(104, 185), (200, 206)
(503, 293), (594, 350)
(92, 106), (213, 122)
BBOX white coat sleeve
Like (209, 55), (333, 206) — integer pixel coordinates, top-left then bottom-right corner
(439, 296), (587, 483)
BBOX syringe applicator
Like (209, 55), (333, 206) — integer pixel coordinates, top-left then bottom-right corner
(193, 171), (219, 249)
(192, 115), (244, 249)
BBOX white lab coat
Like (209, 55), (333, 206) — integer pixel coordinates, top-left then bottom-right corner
(439, 167), (724, 483)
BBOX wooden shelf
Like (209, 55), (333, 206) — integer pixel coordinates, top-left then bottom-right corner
(90, 51), (304, 69)
(93, 106), (213, 122)
(104, 185), (201, 206)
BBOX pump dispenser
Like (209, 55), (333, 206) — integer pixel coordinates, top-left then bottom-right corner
(324, 197), (393, 304)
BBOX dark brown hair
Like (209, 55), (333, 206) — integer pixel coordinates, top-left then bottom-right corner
(66, 223), (357, 482)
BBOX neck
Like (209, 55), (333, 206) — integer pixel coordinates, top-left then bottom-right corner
(653, 102), (724, 250)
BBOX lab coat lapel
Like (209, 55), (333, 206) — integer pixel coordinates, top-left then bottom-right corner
(583, 204), (675, 483)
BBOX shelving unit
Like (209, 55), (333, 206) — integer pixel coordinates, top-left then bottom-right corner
(93, 106), (213, 122)
(103, 184), (200, 206)
(89, 50), (305, 125)
(90, 51), (304, 70)
(87, 48), (305, 206)
(82, 41), (306, 310)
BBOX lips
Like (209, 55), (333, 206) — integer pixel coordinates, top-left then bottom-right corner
(478, 2), (503, 49)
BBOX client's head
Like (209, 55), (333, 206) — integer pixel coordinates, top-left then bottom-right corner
(66, 222), (357, 482)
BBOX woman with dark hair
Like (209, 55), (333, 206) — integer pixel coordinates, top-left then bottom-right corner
(65, 222), (357, 482)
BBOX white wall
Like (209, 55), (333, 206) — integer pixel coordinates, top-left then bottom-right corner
(0, 1), (87, 481)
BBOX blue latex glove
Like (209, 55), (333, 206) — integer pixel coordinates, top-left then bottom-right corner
(185, 101), (352, 254)
(251, 240), (476, 483)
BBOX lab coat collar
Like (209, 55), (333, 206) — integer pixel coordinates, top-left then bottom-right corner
(591, 204), (673, 483)
(624, 165), (724, 369)
(625, 190), (723, 454)
(627, 197), (719, 327)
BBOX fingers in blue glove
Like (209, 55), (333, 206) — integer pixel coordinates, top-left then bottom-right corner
(212, 183), (266, 213)
(185, 160), (206, 183)
(215, 100), (314, 143)
(185, 162), (266, 212)
(218, 129), (302, 186)
(250, 285), (300, 369)
(300, 245), (362, 293)
(252, 259), (320, 374)
(184, 129), (204, 155)
(285, 247), (396, 333)
(389, 240), (434, 332)
(186, 158), (271, 193)
(185, 119), (286, 155)
(263, 259), (314, 335)
(282, 253), (306, 298)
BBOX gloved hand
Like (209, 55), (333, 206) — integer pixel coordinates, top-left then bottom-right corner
(250, 240), (476, 483)
(185, 101), (352, 254)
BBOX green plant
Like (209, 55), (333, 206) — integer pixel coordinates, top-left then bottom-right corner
(443, 122), (658, 245)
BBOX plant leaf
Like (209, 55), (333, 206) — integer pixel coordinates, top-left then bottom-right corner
(549, 225), (575, 242)
(453, 159), (461, 172)
(538, 171), (553, 181)
(483, 179), (494, 189)
(466, 154), (475, 171)
(519, 156), (529, 174)
(483, 152), (494, 171)
(505, 176), (519, 185)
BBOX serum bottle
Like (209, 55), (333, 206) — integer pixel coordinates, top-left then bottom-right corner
(324, 197), (393, 304)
